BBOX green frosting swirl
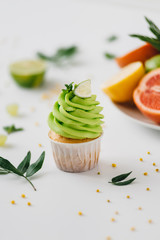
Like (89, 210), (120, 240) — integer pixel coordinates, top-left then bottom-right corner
(48, 91), (104, 139)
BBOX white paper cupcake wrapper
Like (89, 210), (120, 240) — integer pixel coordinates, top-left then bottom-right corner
(49, 135), (102, 173)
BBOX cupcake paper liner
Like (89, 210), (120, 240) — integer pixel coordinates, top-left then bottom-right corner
(49, 135), (102, 173)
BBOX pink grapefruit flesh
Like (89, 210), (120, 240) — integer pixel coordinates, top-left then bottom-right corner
(133, 68), (160, 124)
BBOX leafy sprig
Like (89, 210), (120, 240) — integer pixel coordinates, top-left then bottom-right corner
(130, 17), (160, 51)
(109, 171), (136, 186)
(107, 35), (118, 42)
(62, 82), (74, 94)
(0, 151), (45, 191)
(104, 52), (116, 59)
(37, 46), (78, 64)
(3, 124), (23, 134)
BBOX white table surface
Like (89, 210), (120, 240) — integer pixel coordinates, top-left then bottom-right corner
(0, 0), (160, 240)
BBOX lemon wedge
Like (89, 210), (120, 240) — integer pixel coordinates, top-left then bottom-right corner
(101, 62), (145, 102)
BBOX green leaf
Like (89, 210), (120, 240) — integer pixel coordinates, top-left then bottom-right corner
(0, 157), (23, 176)
(17, 151), (31, 174)
(3, 125), (23, 134)
(62, 82), (74, 94)
(145, 16), (160, 39)
(37, 52), (53, 61)
(104, 52), (116, 59)
(37, 46), (78, 64)
(26, 151), (45, 177)
(129, 34), (160, 51)
(107, 35), (118, 42)
(109, 178), (136, 186)
(130, 17), (160, 51)
(55, 46), (77, 58)
(0, 168), (10, 175)
(111, 171), (132, 183)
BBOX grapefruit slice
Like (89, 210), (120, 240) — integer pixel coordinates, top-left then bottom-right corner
(133, 69), (160, 124)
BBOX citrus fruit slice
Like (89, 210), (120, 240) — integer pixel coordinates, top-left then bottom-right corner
(6, 104), (19, 116)
(74, 80), (91, 98)
(116, 43), (159, 68)
(10, 60), (46, 88)
(133, 68), (160, 124)
(101, 62), (145, 103)
(0, 135), (7, 146)
(145, 54), (160, 72)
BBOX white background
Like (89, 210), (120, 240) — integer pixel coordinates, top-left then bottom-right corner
(0, 0), (160, 240)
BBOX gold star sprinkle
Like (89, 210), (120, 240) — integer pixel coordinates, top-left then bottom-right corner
(112, 163), (116, 168)
(78, 211), (82, 216)
(11, 200), (15, 204)
(30, 107), (35, 112)
(130, 227), (135, 231)
(41, 93), (49, 100)
(139, 158), (143, 162)
(144, 172), (148, 176)
(106, 237), (111, 240)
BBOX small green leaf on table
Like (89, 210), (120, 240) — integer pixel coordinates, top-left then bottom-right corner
(26, 151), (45, 177)
(17, 151), (31, 174)
(3, 124), (23, 134)
(104, 52), (116, 59)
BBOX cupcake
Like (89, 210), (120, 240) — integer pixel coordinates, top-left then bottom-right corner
(48, 80), (104, 172)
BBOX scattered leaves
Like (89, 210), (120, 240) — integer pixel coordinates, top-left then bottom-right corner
(104, 52), (116, 59)
(109, 171), (136, 186)
(26, 151), (45, 177)
(130, 16), (160, 51)
(0, 151), (45, 191)
(111, 171), (132, 183)
(3, 124), (23, 134)
(37, 46), (78, 64)
(107, 35), (118, 42)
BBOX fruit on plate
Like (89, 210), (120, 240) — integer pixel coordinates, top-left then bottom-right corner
(133, 69), (160, 124)
(145, 55), (160, 72)
(10, 60), (46, 88)
(116, 43), (159, 68)
(101, 62), (145, 103)
(74, 79), (91, 98)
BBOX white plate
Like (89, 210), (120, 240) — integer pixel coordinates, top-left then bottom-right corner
(111, 101), (160, 130)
